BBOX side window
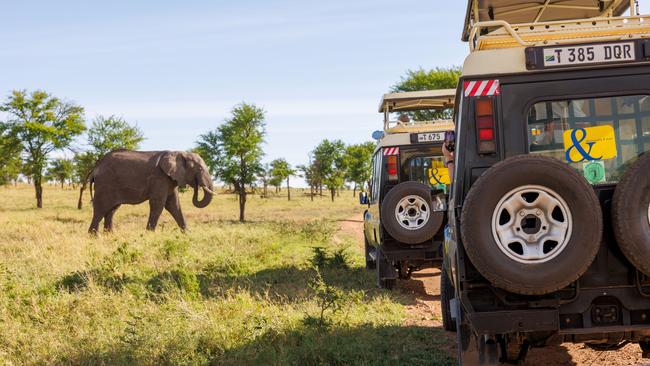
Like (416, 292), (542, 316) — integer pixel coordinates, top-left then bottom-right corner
(371, 152), (381, 202)
(527, 95), (650, 183)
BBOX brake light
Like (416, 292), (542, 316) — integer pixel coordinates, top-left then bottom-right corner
(475, 97), (496, 154)
(387, 155), (398, 181)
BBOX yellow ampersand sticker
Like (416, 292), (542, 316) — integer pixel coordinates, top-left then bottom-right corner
(563, 125), (617, 163)
(429, 167), (450, 186)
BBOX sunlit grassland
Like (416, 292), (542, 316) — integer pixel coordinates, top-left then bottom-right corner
(0, 184), (452, 365)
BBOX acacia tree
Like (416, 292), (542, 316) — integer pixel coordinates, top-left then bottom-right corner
(0, 90), (85, 208)
(47, 158), (74, 189)
(87, 115), (144, 156)
(257, 163), (271, 198)
(76, 115), (144, 208)
(345, 142), (375, 197)
(298, 154), (318, 202)
(270, 158), (295, 200)
(201, 103), (266, 222)
(313, 139), (346, 202)
(392, 67), (461, 120)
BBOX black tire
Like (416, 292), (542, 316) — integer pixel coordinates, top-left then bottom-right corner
(364, 236), (376, 270)
(381, 182), (443, 244)
(461, 155), (602, 295)
(440, 263), (456, 332)
(376, 246), (397, 290)
(612, 153), (650, 276)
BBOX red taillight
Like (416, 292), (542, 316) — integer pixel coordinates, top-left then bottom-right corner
(475, 97), (496, 154)
(387, 155), (398, 181)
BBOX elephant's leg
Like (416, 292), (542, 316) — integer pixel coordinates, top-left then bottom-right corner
(165, 192), (187, 231)
(89, 209), (103, 234)
(89, 195), (111, 234)
(146, 198), (165, 231)
(103, 204), (121, 232)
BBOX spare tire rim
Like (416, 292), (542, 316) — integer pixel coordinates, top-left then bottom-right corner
(491, 185), (573, 264)
(395, 195), (430, 231)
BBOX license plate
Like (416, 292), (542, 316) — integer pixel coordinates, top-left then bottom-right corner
(543, 42), (635, 67)
(413, 132), (445, 143)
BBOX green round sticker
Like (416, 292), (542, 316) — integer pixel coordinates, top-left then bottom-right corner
(584, 162), (606, 184)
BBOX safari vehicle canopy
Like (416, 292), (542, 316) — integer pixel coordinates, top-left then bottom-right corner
(378, 89), (456, 134)
(463, 0), (632, 37)
(461, 0), (641, 55)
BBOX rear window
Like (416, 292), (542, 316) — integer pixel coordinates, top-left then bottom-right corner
(400, 147), (448, 191)
(527, 95), (650, 184)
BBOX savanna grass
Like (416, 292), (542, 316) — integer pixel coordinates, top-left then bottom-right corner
(0, 184), (452, 365)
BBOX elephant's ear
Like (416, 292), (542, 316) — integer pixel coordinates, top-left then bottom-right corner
(159, 152), (188, 187)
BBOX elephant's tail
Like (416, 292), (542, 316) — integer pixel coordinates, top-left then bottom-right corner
(77, 169), (95, 210)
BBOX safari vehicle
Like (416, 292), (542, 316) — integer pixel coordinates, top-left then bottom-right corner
(444, 0), (650, 364)
(360, 90), (455, 289)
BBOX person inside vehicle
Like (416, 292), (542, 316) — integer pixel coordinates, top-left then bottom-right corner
(398, 114), (410, 124)
(442, 138), (454, 182)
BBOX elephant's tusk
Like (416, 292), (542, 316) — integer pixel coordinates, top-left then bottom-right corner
(202, 186), (216, 195)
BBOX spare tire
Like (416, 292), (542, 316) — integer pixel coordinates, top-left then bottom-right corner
(612, 153), (650, 275)
(461, 155), (602, 295)
(381, 182), (443, 244)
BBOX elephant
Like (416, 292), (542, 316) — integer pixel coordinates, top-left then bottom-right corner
(81, 150), (214, 233)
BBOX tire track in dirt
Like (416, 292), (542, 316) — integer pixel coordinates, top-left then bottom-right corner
(338, 216), (650, 366)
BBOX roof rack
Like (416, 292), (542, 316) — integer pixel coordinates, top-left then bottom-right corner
(379, 90), (456, 133)
(468, 14), (650, 51)
(462, 0), (633, 42)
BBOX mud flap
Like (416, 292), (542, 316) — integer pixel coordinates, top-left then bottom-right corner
(456, 300), (500, 365)
(376, 246), (397, 289)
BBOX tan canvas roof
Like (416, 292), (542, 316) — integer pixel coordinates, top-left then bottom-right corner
(462, 0), (631, 41)
(379, 89), (456, 113)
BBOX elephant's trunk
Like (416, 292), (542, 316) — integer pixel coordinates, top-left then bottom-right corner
(192, 185), (213, 208)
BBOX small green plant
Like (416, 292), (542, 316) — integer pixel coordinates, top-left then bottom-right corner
(304, 268), (345, 329)
(308, 246), (350, 269)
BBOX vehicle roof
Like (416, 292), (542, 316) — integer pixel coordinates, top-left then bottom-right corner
(461, 0), (631, 41)
(379, 89), (456, 113)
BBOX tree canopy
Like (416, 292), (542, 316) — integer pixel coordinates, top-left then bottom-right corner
(270, 158), (295, 200)
(344, 142), (376, 196)
(391, 67), (461, 120)
(312, 139), (347, 202)
(0, 90), (85, 207)
(198, 103), (266, 221)
(47, 158), (74, 188)
(87, 115), (144, 156)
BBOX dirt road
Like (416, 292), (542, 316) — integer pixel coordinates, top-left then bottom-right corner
(339, 217), (650, 366)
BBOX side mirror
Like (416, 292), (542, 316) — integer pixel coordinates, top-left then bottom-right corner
(359, 192), (369, 205)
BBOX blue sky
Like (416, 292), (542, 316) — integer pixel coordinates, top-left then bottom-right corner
(1, 0), (468, 174)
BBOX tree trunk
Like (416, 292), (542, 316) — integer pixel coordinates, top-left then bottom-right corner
(353, 183), (357, 197)
(60, 180), (64, 189)
(287, 176), (291, 201)
(330, 188), (335, 202)
(310, 185), (314, 202)
(34, 176), (43, 208)
(239, 188), (246, 222)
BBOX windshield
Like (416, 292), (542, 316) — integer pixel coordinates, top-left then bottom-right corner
(527, 95), (650, 184)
